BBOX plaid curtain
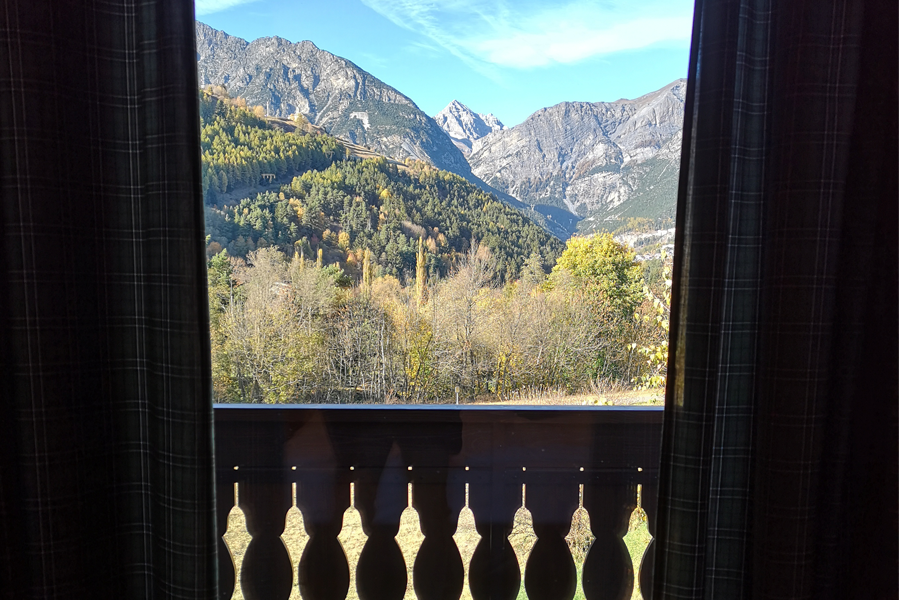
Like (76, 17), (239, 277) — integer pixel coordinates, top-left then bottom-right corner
(0, 1), (216, 599)
(652, 0), (897, 598)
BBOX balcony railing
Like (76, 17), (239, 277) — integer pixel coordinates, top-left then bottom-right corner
(215, 405), (663, 600)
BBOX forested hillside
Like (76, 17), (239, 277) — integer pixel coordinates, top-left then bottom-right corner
(200, 91), (346, 199)
(202, 92), (565, 282)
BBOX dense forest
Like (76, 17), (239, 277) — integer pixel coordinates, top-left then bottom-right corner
(201, 92), (670, 404)
(206, 159), (565, 283)
(200, 90), (346, 199)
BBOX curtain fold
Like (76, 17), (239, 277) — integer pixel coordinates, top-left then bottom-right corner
(654, 0), (897, 598)
(0, 1), (217, 598)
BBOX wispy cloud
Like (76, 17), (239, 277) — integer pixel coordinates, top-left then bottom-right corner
(404, 40), (445, 58)
(356, 52), (389, 70)
(195, 0), (259, 17)
(360, 0), (692, 70)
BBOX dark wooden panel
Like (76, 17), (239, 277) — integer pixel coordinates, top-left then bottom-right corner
(214, 405), (664, 599)
(216, 476), (237, 600)
(239, 480), (293, 600)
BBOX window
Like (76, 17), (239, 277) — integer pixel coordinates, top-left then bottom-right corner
(196, 3), (688, 599)
(197, 0), (690, 408)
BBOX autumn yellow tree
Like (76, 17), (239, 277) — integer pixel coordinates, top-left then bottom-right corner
(551, 233), (645, 384)
(415, 236), (427, 307)
(362, 248), (373, 290)
(632, 253), (672, 399)
(219, 248), (313, 403)
(430, 243), (496, 400)
(552, 233), (643, 320)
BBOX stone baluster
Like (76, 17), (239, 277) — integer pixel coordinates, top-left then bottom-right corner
(523, 476), (580, 600)
(581, 477), (637, 600)
(467, 471), (521, 600)
(239, 476), (294, 600)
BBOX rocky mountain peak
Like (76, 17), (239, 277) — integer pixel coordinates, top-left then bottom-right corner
(434, 100), (506, 155)
(479, 112), (505, 132)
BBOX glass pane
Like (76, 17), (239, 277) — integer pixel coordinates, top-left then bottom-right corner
(197, 1), (688, 405)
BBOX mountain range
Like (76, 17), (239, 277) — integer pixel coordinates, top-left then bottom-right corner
(195, 22), (683, 238)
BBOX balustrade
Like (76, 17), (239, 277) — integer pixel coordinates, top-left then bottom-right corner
(215, 405), (663, 600)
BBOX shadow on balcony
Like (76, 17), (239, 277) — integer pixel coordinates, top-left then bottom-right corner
(215, 405), (663, 600)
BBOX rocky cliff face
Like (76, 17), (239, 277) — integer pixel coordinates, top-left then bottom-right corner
(195, 22), (470, 175)
(468, 80), (685, 231)
(434, 100), (505, 155)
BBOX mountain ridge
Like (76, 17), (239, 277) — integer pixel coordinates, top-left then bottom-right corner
(196, 22), (469, 175)
(468, 79), (685, 232)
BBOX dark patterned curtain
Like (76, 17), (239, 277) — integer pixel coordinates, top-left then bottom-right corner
(0, 1), (216, 599)
(653, 0), (897, 598)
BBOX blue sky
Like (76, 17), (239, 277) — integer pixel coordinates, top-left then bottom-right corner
(195, 0), (694, 127)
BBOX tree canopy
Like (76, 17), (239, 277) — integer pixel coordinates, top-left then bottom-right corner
(552, 233), (644, 320)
